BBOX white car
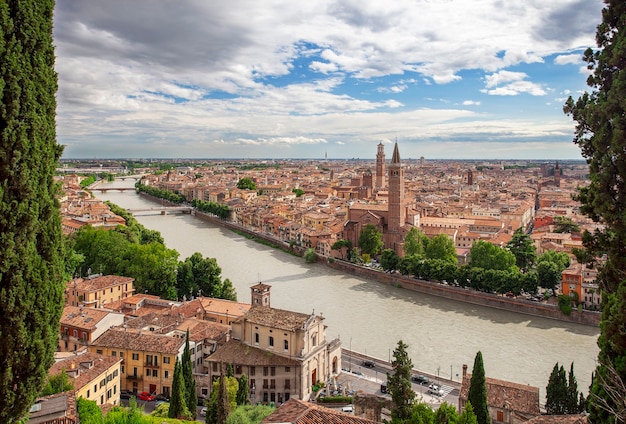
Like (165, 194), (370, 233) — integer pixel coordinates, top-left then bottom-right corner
(428, 384), (444, 397)
(341, 405), (354, 413)
(200, 407), (207, 416)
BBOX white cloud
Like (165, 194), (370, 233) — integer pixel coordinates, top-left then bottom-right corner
(554, 54), (582, 65)
(482, 71), (547, 96)
(463, 100), (481, 106)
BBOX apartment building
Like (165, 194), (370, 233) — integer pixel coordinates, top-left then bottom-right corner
(59, 306), (125, 352)
(65, 275), (135, 308)
(49, 352), (123, 407)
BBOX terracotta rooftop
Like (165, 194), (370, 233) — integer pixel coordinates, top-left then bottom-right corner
(60, 306), (113, 330)
(262, 398), (378, 423)
(91, 328), (185, 355)
(240, 305), (314, 332)
(49, 352), (122, 392)
(208, 339), (299, 367)
(68, 275), (134, 292)
(523, 415), (588, 423)
(460, 373), (541, 416)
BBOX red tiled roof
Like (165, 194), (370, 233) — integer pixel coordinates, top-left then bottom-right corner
(262, 398), (378, 423)
(208, 339), (299, 367)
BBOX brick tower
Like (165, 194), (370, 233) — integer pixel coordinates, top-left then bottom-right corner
(387, 142), (405, 251)
(375, 142), (386, 189)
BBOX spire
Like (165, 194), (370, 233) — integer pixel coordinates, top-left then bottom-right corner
(391, 142), (401, 164)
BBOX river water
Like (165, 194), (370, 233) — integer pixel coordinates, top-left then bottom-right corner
(96, 182), (599, 399)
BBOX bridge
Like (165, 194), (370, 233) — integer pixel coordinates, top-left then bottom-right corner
(114, 174), (147, 181)
(91, 187), (136, 192)
(125, 206), (194, 215)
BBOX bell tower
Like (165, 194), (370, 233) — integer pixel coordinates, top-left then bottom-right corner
(388, 142), (405, 234)
(250, 282), (271, 307)
(375, 142), (386, 189)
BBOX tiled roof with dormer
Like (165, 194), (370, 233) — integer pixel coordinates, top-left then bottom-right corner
(262, 398), (378, 423)
(240, 305), (312, 332)
(60, 306), (112, 331)
(91, 328), (185, 354)
(208, 339), (299, 366)
(68, 275), (134, 292)
(49, 352), (122, 393)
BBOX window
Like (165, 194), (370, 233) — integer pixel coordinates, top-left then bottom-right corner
(121, 365), (124, 374)
(164, 371), (169, 379)
(236, 365), (242, 374)
(270, 379), (276, 389)
(191, 347), (195, 355)
(212, 363), (218, 372)
(96, 349), (103, 355)
(263, 367), (268, 376)
(250, 366), (255, 376)
(269, 336), (274, 347)
(120, 351), (124, 358)
(163, 356), (170, 364)
(152, 369), (158, 377)
(497, 411), (504, 421)
(93, 384), (97, 393)
(255, 333), (259, 344)
(132, 353), (139, 360)
(270, 367), (275, 376)
(112, 351), (117, 357)
(285, 379), (290, 389)
(285, 367), (290, 372)
(284, 340), (288, 350)
(73, 329), (78, 337)
(87, 389), (90, 398)
(263, 379), (269, 389)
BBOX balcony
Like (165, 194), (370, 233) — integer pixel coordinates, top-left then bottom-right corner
(144, 361), (160, 368)
(126, 374), (143, 381)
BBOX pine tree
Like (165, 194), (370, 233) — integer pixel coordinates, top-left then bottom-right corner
(182, 330), (197, 418)
(0, 1), (65, 421)
(216, 370), (231, 424)
(387, 340), (416, 421)
(169, 358), (187, 418)
(546, 363), (568, 415)
(564, 2), (626, 421)
(467, 351), (489, 424)
(566, 362), (581, 414)
(459, 402), (478, 424)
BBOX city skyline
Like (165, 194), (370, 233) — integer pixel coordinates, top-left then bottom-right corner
(54, 0), (603, 160)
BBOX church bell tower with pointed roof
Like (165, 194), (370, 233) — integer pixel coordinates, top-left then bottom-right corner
(387, 142), (405, 251)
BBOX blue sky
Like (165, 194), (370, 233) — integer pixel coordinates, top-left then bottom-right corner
(53, 0), (604, 160)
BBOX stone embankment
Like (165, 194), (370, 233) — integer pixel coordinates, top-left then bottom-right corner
(139, 194), (601, 328)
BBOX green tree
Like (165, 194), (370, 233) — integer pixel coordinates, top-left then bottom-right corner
(425, 234), (457, 264)
(0, 1), (66, 421)
(177, 252), (230, 300)
(506, 228), (537, 272)
(182, 330), (197, 419)
(217, 373), (231, 424)
(331, 239), (352, 260)
(404, 227), (427, 257)
(434, 402), (459, 424)
(537, 261), (562, 291)
(567, 362), (583, 414)
(469, 240), (516, 271)
(236, 177), (256, 190)
(458, 402), (478, 424)
(387, 340), (416, 421)
(553, 216), (581, 234)
(406, 401), (435, 424)
(467, 351), (489, 424)
(546, 363), (568, 415)
(292, 188), (304, 197)
(564, 2), (626, 421)
(380, 248), (399, 271)
(40, 370), (74, 396)
(358, 224), (383, 256)
(236, 374), (249, 406)
(226, 404), (275, 424)
(169, 358), (188, 418)
(304, 248), (317, 263)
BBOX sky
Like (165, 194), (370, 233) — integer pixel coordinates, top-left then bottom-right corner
(53, 0), (604, 160)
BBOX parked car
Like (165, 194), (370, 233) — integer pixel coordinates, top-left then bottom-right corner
(411, 374), (429, 385)
(362, 360), (376, 368)
(341, 405), (354, 413)
(138, 391), (155, 401)
(154, 393), (169, 402)
(428, 384), (444, 397)
(120, 390), (133, 400)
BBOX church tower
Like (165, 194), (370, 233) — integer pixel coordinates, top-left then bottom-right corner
(388, 142), (405, 235)
(554, 161), (561, 187)
(375, 142), (386, 189)
(250, 282), (271, 307)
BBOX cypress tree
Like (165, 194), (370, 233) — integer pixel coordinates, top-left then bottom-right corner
(546, 363), (568, 415)
(236, 374), (250, 405)
(182, 329), (197, 418)
(566, 362), (581, 414)
(0, 1), (65, 422)
(564, 2), (626, 421)
(216, 371), (230, 424)
(387, 340), (416, 421)
(459, 402), (478, 424)
(169, 358), (187, 418)
(467, 351), (489, 424)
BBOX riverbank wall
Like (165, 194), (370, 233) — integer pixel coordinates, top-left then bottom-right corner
(138, 194), (600, 328)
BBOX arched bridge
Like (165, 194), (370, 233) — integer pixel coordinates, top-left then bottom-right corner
(125, 206), (194, 216)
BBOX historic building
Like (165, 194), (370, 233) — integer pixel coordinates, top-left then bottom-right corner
(205, 283), (342, 404)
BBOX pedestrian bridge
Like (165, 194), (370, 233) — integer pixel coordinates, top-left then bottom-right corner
(125, 206), (194, 215)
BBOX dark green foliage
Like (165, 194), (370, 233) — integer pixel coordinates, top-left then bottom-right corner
(236, 374), (250, 405)
(217, 373), (231, 424)
(563, 2), (626, 421)
(226, 404), (275, 424)
(467, 352), (489, 424)
(546, 363), (569, 414)
(292, 188), (304, 197)
(424, 234), (457, 264)
(331, 239), (352, 259)
(135, 180), (186, 203)
(304, 248), (317, 263)
(506, 228), (537, 272)
(183, 330), (197, 419)
(553, 216), (581, 234)
(0, 1), (66, 421)
(557, 295), (573, 316)
(192, 198), (230, 219)
(470, 240), (516, 271)
(177, 252), (228, 300)
(40, 370), (74, 396)
(434, 402), (459, 424)
(381, 248), (399, 271)
(458, 402), (478, 424)
(76, 398), (104, 424)
(236, 177), (256, 191)
(169, 358), (187, 418)
(358, 224), (383, 255)
(387, 340), (416, 421)
(404, 227), (427, 257)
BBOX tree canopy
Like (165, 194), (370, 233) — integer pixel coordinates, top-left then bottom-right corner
(358, 224), (384, 256)
(470, 240), (517, 272)
(387, 340), (416, 421)
(506, 228), (537, 272)
(563, 2), (626, 420)
(236, 177), (257, 191)
(0, 1), (66, 421)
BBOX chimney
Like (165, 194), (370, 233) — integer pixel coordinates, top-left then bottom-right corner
(462, 364), (468, 377)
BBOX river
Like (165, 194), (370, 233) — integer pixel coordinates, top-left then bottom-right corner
(96, 182), (599, 399)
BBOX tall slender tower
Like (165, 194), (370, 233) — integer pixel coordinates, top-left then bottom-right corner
(388, 142), (405, 234)
(554, 161), (561, 187)
(375, 142), (386, 188)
